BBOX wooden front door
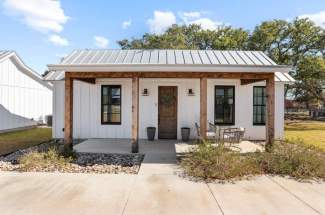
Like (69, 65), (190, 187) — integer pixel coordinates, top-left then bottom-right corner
(158, 86), (177, 139)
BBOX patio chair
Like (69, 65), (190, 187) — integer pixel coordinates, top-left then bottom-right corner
(195, 122), (218, 143)
(221, 127), (246, 144)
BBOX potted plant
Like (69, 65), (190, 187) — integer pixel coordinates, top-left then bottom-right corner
(181, 127), (191, 142)
(147, 127), (156, 141)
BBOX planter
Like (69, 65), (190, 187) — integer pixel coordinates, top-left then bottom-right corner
(181, 127), (191, 142)
(146, 127), (156, 141)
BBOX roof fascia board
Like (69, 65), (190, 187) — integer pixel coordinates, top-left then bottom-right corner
(10, 54), (53, 90)
(48, 64), (291, 73)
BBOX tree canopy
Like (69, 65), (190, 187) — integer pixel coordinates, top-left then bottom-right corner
(117, 18), (325, 106)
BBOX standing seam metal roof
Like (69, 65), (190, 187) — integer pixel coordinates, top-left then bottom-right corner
(58, 49), (279, 66)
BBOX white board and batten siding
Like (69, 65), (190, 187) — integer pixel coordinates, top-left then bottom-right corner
(53, 78), (284, 140)
(0, 52), (52, 132)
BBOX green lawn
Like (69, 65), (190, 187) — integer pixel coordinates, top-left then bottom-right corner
(0, 127), (52, 156)
(285, 120), (325, 150)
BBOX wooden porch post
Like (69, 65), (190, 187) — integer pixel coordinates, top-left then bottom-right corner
(64, 76), (73, 147)
(265, 75), (275, 152)
(200, 77), (207, 140)
(131, 76), (139, 153)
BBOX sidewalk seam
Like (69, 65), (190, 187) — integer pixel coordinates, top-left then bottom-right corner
(121, 175), (138, 215)
(267, 176), (322, 215)
(206, 183), (225, 215)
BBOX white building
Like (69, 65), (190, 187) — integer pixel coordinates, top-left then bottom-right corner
(46, 49), (294, 152)
(0, 51), (53, 132)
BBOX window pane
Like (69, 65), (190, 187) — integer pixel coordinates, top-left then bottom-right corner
(110, 105), (121, 114)
(253, 87), (266, 125)
(108, 113), (121, 123)
(216, 89), (224, 96)
(102, 113), (108, 123)
(227, 88), (233, 96)
(101, 85), (121, 124)
(215, 86), (234, 125)
(102, 87), (108, 96)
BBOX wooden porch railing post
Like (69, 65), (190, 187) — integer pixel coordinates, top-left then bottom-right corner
(266, 75), (275, 152)
(64, 75), (73, 147)
(200, 77), (207, 140)
(132, 76), (139, 153)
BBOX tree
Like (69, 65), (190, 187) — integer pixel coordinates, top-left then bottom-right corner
(249, 18), (324, 98)
(293, 57), (325, 108)
(118, 24), (249, 50)
(117, 19), (325, 106)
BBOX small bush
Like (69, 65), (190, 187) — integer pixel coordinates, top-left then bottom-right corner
(180, 140), (325, 181)
(256, 140), (325, 180)
(181, 142), (261, 181)
(19, 147), (73, 171)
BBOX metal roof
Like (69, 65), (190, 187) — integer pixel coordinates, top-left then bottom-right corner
(46, 49), (294, 82)
(57, 49), (279, 66)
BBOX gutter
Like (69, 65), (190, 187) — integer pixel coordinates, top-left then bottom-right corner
(47, 64), (291, 73)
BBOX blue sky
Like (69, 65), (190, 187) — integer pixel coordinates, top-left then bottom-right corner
(1, 0), (325, 74)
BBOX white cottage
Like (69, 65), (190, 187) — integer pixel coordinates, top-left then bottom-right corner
(46, 49), (294, 152)
(0, 51), (52, 132)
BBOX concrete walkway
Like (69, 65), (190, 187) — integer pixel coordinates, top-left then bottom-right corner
(0, 172), (324, 215)
(0, 140), (324, 215)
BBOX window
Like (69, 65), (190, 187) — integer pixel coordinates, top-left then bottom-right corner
(214, 86), (235, 125)
(101, 85), (121, 124)
(253, 86), (266, 125)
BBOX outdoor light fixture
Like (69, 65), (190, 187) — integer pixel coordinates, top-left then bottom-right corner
(188, 88), (195, 96)
(142, 88), (149, 96)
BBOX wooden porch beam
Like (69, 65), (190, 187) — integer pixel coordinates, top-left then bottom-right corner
(200, 77), (207, 140)
(74, 78), (96, 84)
(66, 71), (274, 80)
(240, 79), (264, 85)
(265, 75), (275, 152)
(64, 76), (73, 147)
(131, 77), (139, 153)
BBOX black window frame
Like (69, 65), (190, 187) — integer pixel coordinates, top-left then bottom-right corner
(101, 85), (122, 125)
(214, 85), (235, 125)
(253, 86), (266, 126)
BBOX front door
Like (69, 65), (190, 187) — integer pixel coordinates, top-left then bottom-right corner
(158, 86), (177, 139)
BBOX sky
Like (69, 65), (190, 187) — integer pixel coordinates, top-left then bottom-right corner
(0, 0), (325, 74)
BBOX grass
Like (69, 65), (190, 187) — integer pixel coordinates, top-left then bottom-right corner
(285, 120), (325, 150)
(181, 141), (325, 182)
(0, 127), (52, 156)
(19, 147), (73, 172)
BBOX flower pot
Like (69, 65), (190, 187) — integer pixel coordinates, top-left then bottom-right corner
(147, 127), (156, 141)
(181, 127), (191, 142)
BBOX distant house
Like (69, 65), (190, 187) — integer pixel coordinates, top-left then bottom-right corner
(0, 51), (53, 132)
(46, 49), (294, 152)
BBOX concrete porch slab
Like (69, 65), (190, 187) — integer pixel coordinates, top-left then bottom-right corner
(74, 138), (264, 155)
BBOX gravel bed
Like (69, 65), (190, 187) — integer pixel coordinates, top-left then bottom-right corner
(0, 142), (144, 174)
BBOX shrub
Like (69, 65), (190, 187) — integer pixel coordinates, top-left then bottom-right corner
(19, 147), (73, 171)
(180, 140), (325, 181)
(180, 142), (261, 181)
(256, 140), (325, 180)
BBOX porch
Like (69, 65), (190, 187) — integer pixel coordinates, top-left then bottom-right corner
(74, 138), (264, 155)
(64, 72), (276, 153)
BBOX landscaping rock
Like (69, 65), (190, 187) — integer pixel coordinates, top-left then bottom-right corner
(0, 141), (144, 174)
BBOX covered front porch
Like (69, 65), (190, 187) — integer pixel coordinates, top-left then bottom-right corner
(74, 138), (264, 155)
(64, 71), (276, 153)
